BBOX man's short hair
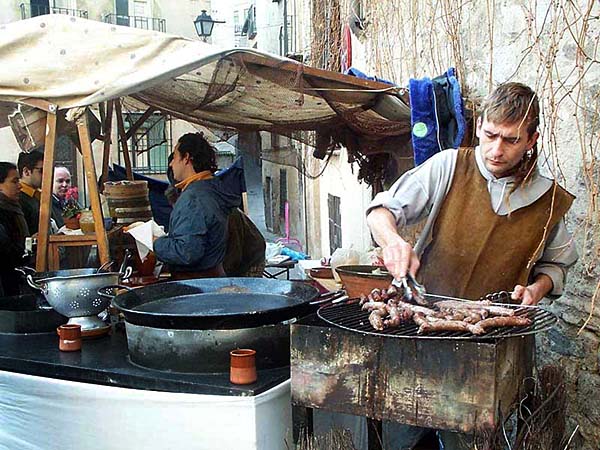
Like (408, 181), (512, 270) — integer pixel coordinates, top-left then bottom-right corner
(177, 133), (217, 173)
(481, 82), (539, 137)
(0, 162), (17, 183)
(17, 151), (44, 176)
(54, 166), (70, 176)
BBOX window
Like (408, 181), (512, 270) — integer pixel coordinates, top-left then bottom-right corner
(265, 176), (274, 230)
(30, 0), (49, 17)
(133, 0), (148, 16)
(351, 0), (365, 29)
(121, 113), (171, 174)
(234, 10), (242, 34)
(279, 169), (287, 219)
(241, 6), (257, 39)
(328, 194), (342, 254)
(272, 133), (280, 149)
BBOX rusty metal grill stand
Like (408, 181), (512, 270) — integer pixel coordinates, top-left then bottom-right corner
(290, 313), (535, 449)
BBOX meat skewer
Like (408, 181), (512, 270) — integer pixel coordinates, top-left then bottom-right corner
(413, 313), (485, 335)
(477, 316), (532, 330)
(368, 309), (387, 331)
(361, 301), (387, 312)
(434, 300), (515, 317)
(354, 282), (533, 336)
(395, 300), (437, 317)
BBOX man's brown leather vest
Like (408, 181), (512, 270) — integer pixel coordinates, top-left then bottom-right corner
(418, 148), (574, 299)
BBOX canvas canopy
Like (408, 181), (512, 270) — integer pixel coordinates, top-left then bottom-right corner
(0, 15), (413, 184)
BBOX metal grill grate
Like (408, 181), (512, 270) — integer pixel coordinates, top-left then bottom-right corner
(317, 299), (557, 340)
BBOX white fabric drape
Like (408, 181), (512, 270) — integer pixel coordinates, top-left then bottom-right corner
(0, 370), (292, 450)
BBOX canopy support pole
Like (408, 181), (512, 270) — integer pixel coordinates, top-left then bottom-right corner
(77, 112), (110, 266)
(35, 111), (58, 271)
(115, 99), (134, 181)
(99, 100), (114, 191)
(125, 106), (156, 140)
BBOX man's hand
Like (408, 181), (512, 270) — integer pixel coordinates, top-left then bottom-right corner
(511, 274), (553, 306)
(366, 207), (420, 280)
(382, 238), (420, 280)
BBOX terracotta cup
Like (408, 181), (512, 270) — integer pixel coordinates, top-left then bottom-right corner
(230, 349), (257, 385)
(57, 324), (82, 352)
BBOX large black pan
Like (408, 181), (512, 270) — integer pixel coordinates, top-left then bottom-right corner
(105, 277), (320, 329)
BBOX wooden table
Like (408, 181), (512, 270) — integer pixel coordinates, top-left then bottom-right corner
(308, 276), (341, 293)
(263, 259), (297, 280)
(47, 226), (122, 270)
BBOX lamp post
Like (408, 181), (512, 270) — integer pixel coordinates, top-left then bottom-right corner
(194, 10), (225, 42)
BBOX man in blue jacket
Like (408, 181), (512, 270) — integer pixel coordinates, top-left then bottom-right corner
(154, 133), (240, 279)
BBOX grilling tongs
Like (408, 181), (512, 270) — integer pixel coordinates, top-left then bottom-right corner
(392, 274), (428, 305)
(390, 279), (540, 310)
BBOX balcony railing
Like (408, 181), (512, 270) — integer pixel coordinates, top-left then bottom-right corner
(20, 3), (88, 19)
(103, 13), (166, 32)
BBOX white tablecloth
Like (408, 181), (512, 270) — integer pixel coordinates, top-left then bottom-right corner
(0, 370), (292, 450)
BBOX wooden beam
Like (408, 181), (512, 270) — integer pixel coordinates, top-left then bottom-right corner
(100, 100), (114, 190)
(77, 112), (110, 266)
(238, 53), (408, 97)
(35, 111), (58, 271)
(124, 106), (156, 140)
(20, 98), (58, 113)
(114, 99), (134, 180)
(241, 192), (249, 215)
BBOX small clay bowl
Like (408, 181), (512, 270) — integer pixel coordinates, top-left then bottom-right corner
(57, 324), (82, 352)
(230, 349), (257, 385)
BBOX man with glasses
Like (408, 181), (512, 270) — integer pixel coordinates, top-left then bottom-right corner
(17, 151), (63, 234)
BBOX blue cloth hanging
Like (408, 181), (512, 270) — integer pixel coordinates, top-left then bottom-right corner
(409, 68), (466, 166)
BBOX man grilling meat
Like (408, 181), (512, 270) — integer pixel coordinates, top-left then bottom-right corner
(154, 133), (240, 279)
(367, 82), (577, 306)
(366, 82), (577, 448)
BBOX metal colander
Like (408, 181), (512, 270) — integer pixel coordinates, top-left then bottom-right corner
(28, 271), (124, 318)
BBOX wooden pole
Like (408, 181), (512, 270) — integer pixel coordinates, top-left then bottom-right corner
(36, 111), (58, 271)
(77, 112), (110, 266)
(115, 99), (134, 180)
(124, 106), (156, 140)
(99, 100), (114, 190)
(242, 191), (249, 215)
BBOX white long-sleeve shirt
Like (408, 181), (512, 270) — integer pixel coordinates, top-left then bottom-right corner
(367, 147), (578, 296)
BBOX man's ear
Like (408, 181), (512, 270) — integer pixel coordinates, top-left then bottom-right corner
(475, 117), (482, 139)
(528, 131), (540, 149)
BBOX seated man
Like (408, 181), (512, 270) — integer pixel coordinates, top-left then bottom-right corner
(17, 151), (62, 234)
(51, 166), (74, 228)
(0, 162), (28, 296)
(52, 165), (89, 268)
(154, 133), (241, 279)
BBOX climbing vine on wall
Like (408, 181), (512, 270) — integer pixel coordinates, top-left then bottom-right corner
(364, 0), (600, 281)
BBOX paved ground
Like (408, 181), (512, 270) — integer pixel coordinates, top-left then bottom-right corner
(243, 154), (278, 242)
(243, 156), (305, 279)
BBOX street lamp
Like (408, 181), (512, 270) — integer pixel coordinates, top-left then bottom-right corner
(194, 10), (225, 41)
